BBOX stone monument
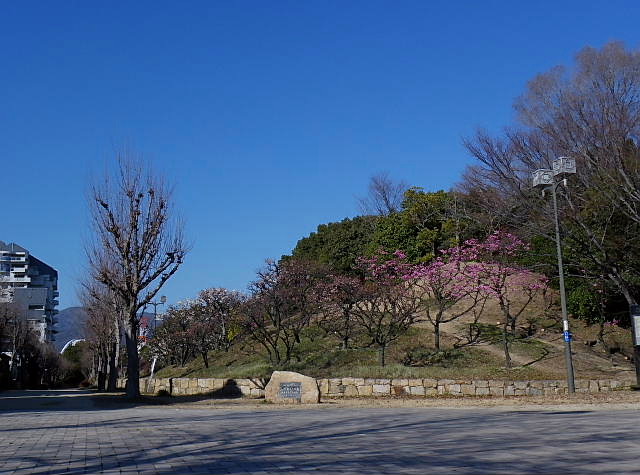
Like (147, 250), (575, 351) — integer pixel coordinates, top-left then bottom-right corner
(264, 371), (320, 404)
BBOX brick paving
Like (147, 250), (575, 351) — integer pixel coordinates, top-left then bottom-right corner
(0, 390), (639, 474)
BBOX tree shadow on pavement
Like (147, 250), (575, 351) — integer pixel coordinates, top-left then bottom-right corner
(2, 405), (638, 474)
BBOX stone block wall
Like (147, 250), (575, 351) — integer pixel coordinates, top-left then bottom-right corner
(116, 377), (628, 398)
(116, 377), (266, 398)
(317, 378), (628, 397)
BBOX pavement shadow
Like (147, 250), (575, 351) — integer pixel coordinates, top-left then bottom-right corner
(0, 382), (264, 413)
(0, 389), (131, 412)
(3, 407), (638, 474)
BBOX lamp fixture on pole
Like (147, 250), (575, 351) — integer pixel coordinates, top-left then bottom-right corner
(149, 295), (167, 335)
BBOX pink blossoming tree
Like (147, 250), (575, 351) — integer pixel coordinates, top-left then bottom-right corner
(452, 231), (550, 368)
(408, 257), (489, 351)
(352, 251), (422, 366)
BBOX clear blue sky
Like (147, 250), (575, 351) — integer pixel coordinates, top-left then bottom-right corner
(2, 1), (638, 309)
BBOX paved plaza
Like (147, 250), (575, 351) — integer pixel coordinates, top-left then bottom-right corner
(0, 390), (639, 474)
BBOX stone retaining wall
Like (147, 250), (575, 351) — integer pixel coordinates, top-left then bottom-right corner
(317, 378), (627, 397)
(118, 377), (628, 398)
(116, 377), (267, 398)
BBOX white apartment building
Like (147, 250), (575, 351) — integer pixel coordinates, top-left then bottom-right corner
(0, 241), (59, 343)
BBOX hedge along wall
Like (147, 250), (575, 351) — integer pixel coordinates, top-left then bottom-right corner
(117, 377), (629, 398)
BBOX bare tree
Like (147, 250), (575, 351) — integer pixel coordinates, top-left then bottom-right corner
(151, 302), (194, 367)
(80, 282), (122, 391)
(462, 42), (640, 307)
(242, 259), (326, 366)
(0, 301), (59, 388)
(191, 288), (245, 367)
(87, 152), (187, 398)
(318, 274), (364, 350)
(358, 172), (408, 216)
(352, 281), (421, 366)
(0, 302), (22, 383)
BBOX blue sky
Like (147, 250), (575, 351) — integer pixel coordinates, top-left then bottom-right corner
(2, 1), (639, 309)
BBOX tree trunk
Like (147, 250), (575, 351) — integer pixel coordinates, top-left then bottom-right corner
(124, 319), (140, 399)
(597, 321), (606, 348)
(379, 344), (386, 366)
(96, 351), (106, 391)
(342, 309), (352, 350)
(502, 322), (512, 369)
(201, 351), (209, 368)
(608, 271), (637, 306)
(97, 371), (106, 391)
(434, 323), (441, 351)
(91, 354), (97, 383)
(107, 340), (118, 392)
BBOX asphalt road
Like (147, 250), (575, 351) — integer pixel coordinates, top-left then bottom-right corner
(0, 390), (638, 474)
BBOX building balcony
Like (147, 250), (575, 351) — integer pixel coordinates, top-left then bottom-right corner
(0, 256), (26, 262)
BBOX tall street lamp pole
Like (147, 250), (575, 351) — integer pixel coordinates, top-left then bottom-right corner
(630, 305), (640, 388)
(149, 295), (167, 336)
(532, 157), (577, 394)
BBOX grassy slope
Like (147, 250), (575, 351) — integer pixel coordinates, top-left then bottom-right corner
(153, 299), (636, 382)
(153, 274), (636, 382)
(155, 325), (559, 381)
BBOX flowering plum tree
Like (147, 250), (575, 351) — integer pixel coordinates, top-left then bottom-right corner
(455, 231), (550, 368)
(408, 257), (488, 351)
(353, 251), (421, 366)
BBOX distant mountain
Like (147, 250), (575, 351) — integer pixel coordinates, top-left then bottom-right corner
(53, 308), (159, 351)
(54, 307), (88, 351)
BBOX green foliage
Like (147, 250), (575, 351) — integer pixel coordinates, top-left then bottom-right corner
(567, 283), (603, 325)
(367, 212), (428, 261)
(367, 188), (465, 262)
(61, 342), (88, 386)
(290, 189), (475, 269)
(518, 235), (556, 272)
(62, 342), (85, 366)
(227, 323), (243, 344)
(290, 216), (379, 273)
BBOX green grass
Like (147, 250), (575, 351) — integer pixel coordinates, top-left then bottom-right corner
(509, 338), (553, 362)
(153, 325), (559, 381)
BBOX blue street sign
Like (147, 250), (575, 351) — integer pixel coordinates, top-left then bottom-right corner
(563, 331), (572, 342)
